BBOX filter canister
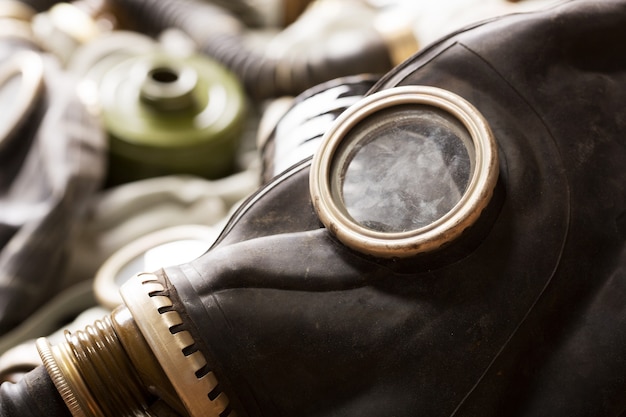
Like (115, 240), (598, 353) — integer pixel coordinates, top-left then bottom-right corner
(100, 51), (247, 186)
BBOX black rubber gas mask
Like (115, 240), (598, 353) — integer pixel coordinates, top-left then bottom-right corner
(3, 1), (626, 417)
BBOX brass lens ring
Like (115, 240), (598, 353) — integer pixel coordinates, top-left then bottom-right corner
(310, 85), (499, 258)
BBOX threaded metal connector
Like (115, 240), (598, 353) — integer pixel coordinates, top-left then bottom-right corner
(37, 272), (234, 417)
(36, 313), (152, 417)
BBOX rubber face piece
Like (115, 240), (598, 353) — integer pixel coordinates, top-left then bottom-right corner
(161, 1), (626, 417)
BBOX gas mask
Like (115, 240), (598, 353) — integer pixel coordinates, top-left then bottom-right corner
(0, 1), (106, 337)
(2, 1), (626, 416)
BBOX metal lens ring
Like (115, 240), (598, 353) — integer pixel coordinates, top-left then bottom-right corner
(310, 85), (499, 258)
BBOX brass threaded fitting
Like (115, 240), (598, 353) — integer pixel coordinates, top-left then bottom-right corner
(36, 313), (151, 417)
(37, 273), (234, 417)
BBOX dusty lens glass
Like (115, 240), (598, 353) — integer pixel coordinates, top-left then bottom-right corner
(331, 104), (474, 233)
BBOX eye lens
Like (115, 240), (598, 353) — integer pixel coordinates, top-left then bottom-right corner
(332, 105), (474, 233)
(310, 86), (498, 258)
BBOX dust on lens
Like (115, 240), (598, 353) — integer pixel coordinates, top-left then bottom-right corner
(334, 104), (475, 233)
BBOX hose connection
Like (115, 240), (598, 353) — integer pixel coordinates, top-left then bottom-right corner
(36, 311), (155, 417)
(36, 273), (233, 417)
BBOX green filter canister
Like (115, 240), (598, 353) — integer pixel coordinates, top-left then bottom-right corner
(99, 51), (246, 186)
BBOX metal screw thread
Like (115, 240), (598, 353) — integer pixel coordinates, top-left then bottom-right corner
(37, 315), (153, 417)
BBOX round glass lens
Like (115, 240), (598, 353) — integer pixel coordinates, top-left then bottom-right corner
(332, 104), (474, 233)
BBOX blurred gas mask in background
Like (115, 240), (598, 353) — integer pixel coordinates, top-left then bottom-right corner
(0, 1), (106, 337)
(2, 1), (626, 417)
